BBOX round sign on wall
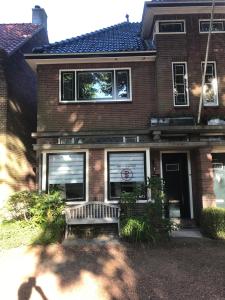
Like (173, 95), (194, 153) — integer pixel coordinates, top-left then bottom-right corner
(121, 168), (133, 181)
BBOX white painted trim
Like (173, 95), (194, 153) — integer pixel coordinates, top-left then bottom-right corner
(201, 61), (219, 107)
(41, 149), (89, 204)
(104, 148), (150, 204)
(199, 19), (225, 34)
(26, 55), (156, 71)
(59, 67), (132, 103)
(160, 150), (194, 219)
(172, 62), (190, 107)
(155, 19), (186, 34)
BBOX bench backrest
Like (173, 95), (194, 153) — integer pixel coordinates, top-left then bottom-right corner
(65, 202), (120, 223)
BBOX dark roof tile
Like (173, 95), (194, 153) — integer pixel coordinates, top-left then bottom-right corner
(0, 23), (42, 54)
(33, 22), (155, 54)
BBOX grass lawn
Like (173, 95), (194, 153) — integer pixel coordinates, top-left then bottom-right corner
(0, 221), (42, 250)
(0, 220), (65, 250)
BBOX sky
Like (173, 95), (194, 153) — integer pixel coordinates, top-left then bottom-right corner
(0, 0), (146, 43)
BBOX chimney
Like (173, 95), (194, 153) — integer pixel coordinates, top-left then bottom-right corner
(32, 5), (47, 31)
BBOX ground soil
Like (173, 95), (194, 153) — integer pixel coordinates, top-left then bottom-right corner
(0, 238), (225, 300)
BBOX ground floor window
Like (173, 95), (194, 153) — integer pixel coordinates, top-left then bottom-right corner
(212, 153), (225, 208)
(108, 151), (146, 200)
(47, 152), (85, 201)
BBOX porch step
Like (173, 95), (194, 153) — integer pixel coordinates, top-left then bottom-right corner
(171, 228), (203, 239)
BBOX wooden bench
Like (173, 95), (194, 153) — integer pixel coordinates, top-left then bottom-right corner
(65, 202), (120, 238)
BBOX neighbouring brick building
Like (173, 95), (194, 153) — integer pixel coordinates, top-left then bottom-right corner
(26, 0), (225, 223)
(0, 6), (48, 208)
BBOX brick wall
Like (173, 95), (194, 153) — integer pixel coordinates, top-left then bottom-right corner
(0, 28), (48, 207)
(37, 61), (156, 133)
(89, 149), (105, 201)
(196, 147), (215, 208)
(155, 14), (225, 121)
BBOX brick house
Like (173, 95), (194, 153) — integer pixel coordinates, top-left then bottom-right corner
(26, 0), (225, 223)
(0, 6), (48, 207)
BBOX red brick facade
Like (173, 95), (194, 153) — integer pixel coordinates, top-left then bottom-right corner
(34, 10), (225, 220)
(37, 61), (156, 133)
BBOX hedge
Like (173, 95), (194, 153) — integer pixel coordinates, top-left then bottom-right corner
(201, 208), (225, 239)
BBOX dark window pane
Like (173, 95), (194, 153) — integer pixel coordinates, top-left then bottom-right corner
(200, 21), (225, 32)
(200, 22), (210, 32)
(175, 75), (184, 84)
(174, 65), (184, 74)
(49, 183), (84, 201)
(206, 64), (214, 75)
(159, 22), (184, 33)
(65, 183), (84, 200)
(176, 94), (186, 105)
(77, 71), (113, 100)
(116, 70), (130, 99)
(176, 85), (185, 93)
(109, 182), (146, 199)
(61, 72), (75, 100)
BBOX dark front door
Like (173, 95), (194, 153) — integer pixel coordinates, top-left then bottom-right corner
(162, 153), (191, 219)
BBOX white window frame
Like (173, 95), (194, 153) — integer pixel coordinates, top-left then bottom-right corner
(199, 19), (225, 34)
(59, 68), (132, 103)
(201, 61), (219, 107)
(41, 149), (89, 204)
(172, 62), (189, 107)
(155, 20), (186, 34)
(104, 148), (150, 203)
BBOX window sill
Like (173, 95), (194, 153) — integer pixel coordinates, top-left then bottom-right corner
(174, 105), (190, 108)
(65, 200), (87, 205)
(59, 99), (132, 104)
(156, 32), (186, 35)
(105, 199), (149, 204)
(203, 104), (219, 107)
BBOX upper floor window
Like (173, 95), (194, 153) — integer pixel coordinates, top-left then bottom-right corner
(156, 20), (185, 34)
(60, 69), (131, 103)
(202, 62), (218, 106)
(199, 20), (225, 33)
(172, 62), (189, 106)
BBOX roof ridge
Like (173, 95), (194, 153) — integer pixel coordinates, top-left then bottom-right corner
(41, 21), (141, 50)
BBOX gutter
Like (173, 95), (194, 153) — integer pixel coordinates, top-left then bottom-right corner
(24, 50), (156, 60)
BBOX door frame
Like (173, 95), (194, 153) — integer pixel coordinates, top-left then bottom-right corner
(160, 150), (194, 219)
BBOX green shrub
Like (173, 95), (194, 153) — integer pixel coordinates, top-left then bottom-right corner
(6, 190), (65, 225)
(119, 177), (175, 243)
(30, 190), (65, 225)
(201, 207), (225, 239)
(119, 186), (142, 218)
(121, 216), (154, 242)
(4, 190), (66, 245)
(6, 191), (36, 221)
